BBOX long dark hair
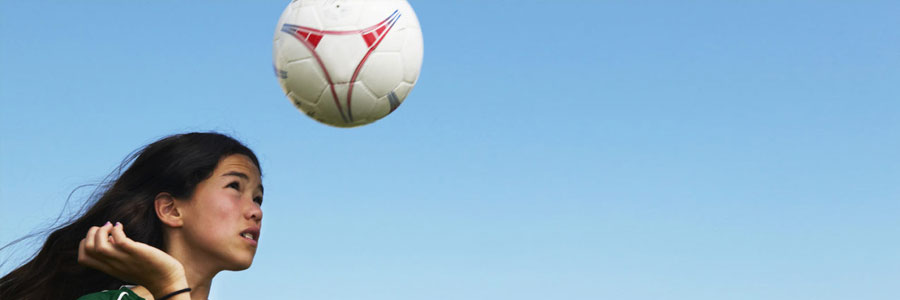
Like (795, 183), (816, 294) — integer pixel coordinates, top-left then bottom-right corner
(0, 132), (261, 300)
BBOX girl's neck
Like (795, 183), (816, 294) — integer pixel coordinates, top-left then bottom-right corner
(182, 264), (214, 300)
(164, 236), (221, 300)
(131, 263), (216, 300)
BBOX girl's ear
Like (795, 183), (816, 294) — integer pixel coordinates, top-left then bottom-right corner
(155, 192), (184, 227)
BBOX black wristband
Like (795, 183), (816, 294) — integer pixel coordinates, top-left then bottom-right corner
(158, 287), (191, 300)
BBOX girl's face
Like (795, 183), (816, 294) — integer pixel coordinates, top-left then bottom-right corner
(180, 154), (263, 271)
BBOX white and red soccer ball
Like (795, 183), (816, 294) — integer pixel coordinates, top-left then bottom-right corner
(273, 0), (424, 127)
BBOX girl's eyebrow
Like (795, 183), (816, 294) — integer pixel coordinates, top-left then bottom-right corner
(223, 171), (264, 194)
(223, 171), (249, 180)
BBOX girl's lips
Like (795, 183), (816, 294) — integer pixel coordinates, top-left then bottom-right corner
(240, 234), (258, 246)
(240, 227), (260, 246)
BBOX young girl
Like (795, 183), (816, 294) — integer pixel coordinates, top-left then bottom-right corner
(0, 132), (264, 300)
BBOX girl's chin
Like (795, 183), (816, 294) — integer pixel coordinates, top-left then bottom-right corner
(228, 264), (252, 271)
(225, 255), (255, 271)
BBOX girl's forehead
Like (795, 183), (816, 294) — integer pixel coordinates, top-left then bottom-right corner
(216, 155), (261, 178)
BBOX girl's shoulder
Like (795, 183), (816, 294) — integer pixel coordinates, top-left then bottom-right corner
(77, 287), (146, 300)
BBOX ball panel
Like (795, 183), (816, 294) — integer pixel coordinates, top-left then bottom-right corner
(273, 0), (296, 36)
(358, 52), (403, 98)
(314, 83), (348, 126)
(400, 26), (423, 83)
(396, 0), (421, 30)
(349, 81), (378, 122)
(368, 94), (392, 121)
(315, 35), (368, 83)
(273, 36), (313, 69)
(355, 1), (402, 30)
(287, 91), (315, 116)
(315, 0), (364, 30)
(392, 81), (413, 105)
(282, 58), (328, 104)
(284, 3), (323, 29)
(373, 24), (406, 53)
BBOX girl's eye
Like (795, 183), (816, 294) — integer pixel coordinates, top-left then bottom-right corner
(227, 182), (240, 190)
(253, 196), (263, 205)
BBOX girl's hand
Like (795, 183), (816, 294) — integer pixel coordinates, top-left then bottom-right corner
(78, 222), (189, 298)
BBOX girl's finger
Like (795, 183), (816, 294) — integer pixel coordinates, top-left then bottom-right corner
(84, 226), (100, 250)
(77, 238), (87, 262)
(94, 222), (113, 254)
(110, 222), (133, 251)
(77, 238), (110, 271)
(78, 251), (103, 268)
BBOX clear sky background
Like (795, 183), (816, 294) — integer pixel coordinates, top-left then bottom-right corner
(1, 1), (899, 299)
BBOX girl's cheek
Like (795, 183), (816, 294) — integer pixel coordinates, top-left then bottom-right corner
(209, 192), (237, 215)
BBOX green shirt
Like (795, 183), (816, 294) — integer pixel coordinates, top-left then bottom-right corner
(77, 287), (145, 300)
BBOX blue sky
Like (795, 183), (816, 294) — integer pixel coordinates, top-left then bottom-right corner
(1, 1), (899, 299)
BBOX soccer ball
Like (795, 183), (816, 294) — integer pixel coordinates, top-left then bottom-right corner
(272, 0), (424, 128)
